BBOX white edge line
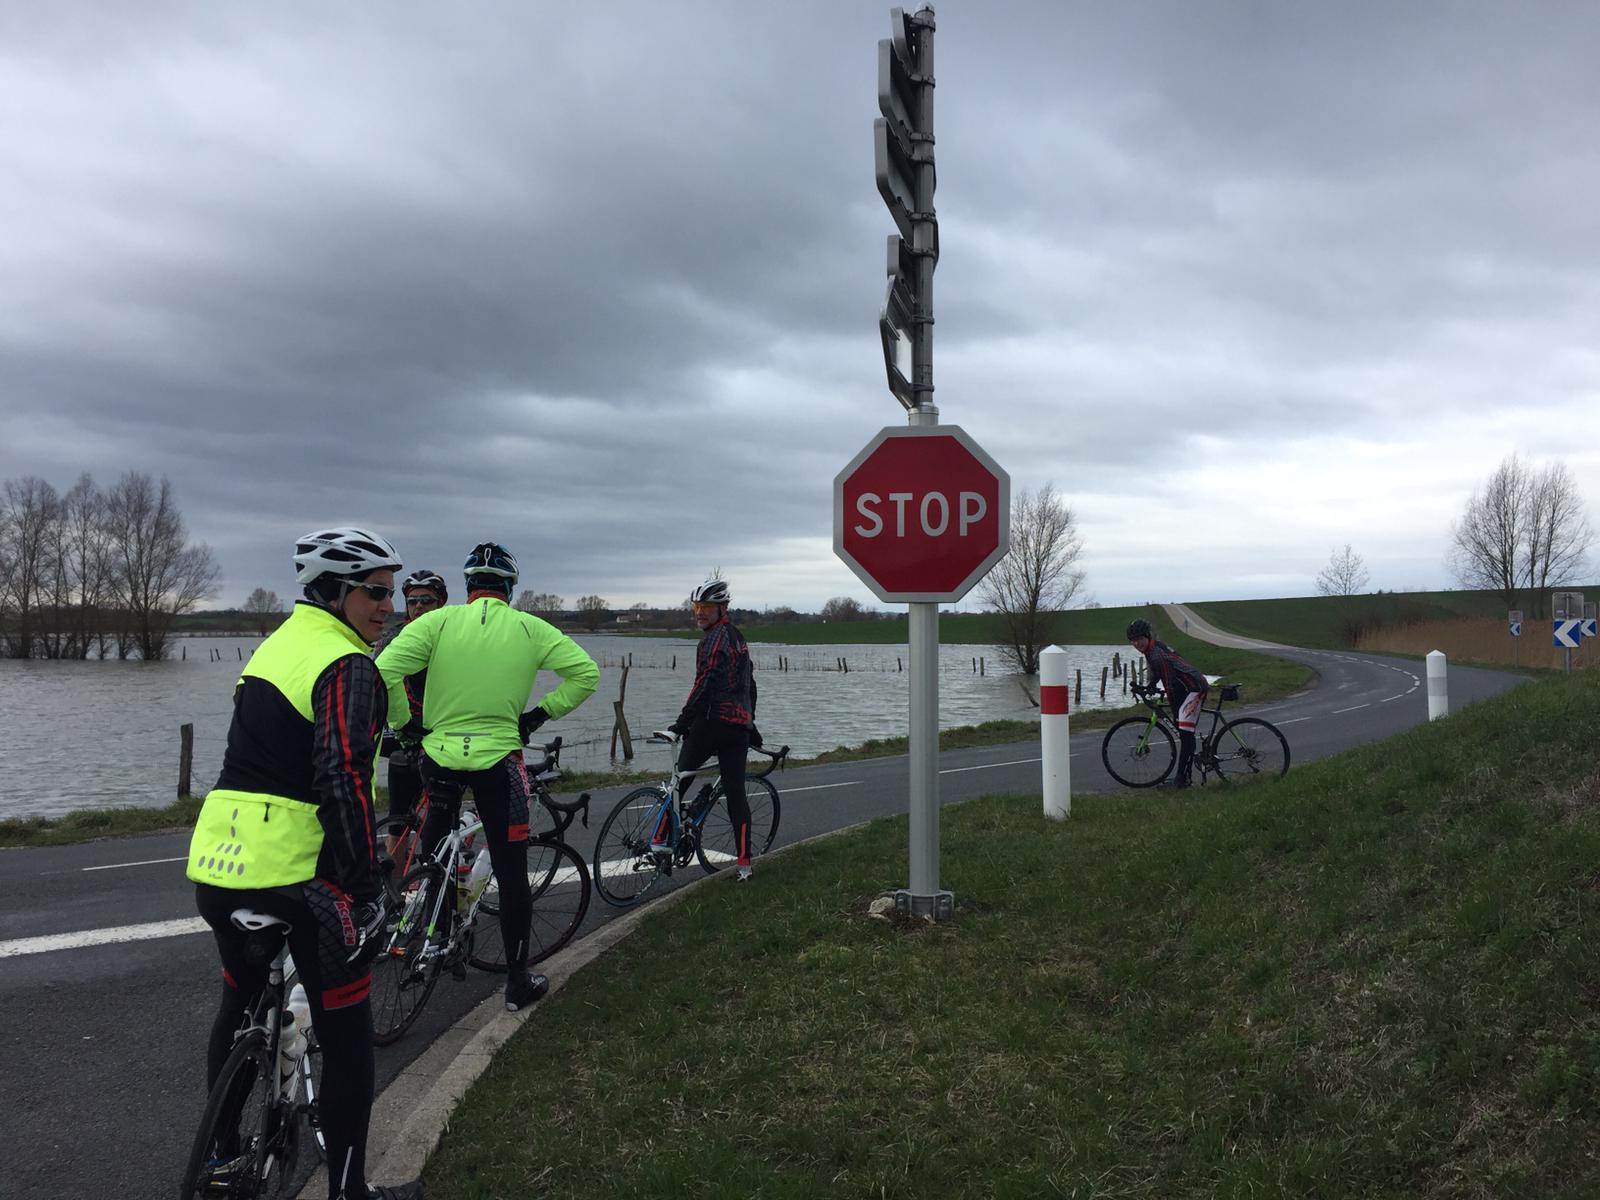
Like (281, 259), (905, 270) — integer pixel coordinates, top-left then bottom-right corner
(82, 855), (188, 873)
(1332, 704), (1370, 714)
(782, 781), (863, 793)
(941, 757), (1041, 774)
(0, 917), (210, 959)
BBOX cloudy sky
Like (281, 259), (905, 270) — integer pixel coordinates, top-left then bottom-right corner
(3, 1), (1597, 613)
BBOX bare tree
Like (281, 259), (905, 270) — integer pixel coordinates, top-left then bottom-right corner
(60, 474), (111, 658)
(103, 472), (221, 660)
(575, 594), (608, 632)
(1448, 455), (1530, 611)
(1523, 461), (1592, 603)
(979, 483), (1086, 675)
(820, 596), (867, 622)
(0, 476), (61, 659)
(242, 587), (285, 635)
(514, 590), (565, 617)
(1315, 544), (1370, 596)
(1449, 454), (1593, 616)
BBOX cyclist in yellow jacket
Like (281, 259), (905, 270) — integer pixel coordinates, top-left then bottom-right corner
(187, 526), (422, 1200)
(375, 541), (599, 1012)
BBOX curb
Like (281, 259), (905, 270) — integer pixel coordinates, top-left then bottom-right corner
(299, 823), (860, 1195)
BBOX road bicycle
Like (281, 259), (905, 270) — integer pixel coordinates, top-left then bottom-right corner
(592, 730), (788, 908)
(367, 738), (592, 1046)
(1101, 682), (1290, 788)
(179, 910), (326, 1199)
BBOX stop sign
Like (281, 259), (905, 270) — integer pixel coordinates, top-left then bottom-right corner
(833, 425), (1010, 603)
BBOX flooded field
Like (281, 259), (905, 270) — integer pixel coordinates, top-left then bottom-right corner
(0, 634), (1132, 819)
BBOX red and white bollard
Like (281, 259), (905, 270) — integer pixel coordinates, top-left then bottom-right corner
(1041, 645), (1071, 819)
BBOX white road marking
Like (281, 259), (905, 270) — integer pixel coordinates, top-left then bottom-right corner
(783, 781), (863, 793)
(1333, 704), (1369, 714)
(0, 917), (209, 959)
(81, 856), (187, 873)
(1276, 716), (1312, 725)
(940, 757), (1042, 774)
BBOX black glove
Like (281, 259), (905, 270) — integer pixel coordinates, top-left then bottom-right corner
(518, 706), (549, 744)
(747, 724), (764, 749)
(667, 719), (686, 737)
(379, 730), (400, 759)
(345, 895), (393, 968)
(397, 718), (426, 750)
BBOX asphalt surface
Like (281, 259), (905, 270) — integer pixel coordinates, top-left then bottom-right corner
(0, 637), (1527, 1200)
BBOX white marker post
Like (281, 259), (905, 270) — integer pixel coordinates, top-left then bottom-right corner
(1426, 650), (1448, 721)
(1040, 645), (1071, 819)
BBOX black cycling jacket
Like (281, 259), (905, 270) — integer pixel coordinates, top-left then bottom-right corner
(676, 618), (756, 728)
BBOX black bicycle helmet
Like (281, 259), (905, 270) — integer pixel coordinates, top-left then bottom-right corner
(401, 569), (448, 603)
(463, 542), (518, 588)
(690, 579), (731, 605)
(1126, 618), (1153, 642)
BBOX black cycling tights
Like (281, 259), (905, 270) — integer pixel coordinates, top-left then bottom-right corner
(196, 883), (375, 1200)
(419, 755), (534, 973)
(1177, 730), (1197, 784)
(677, 718), (752, 860)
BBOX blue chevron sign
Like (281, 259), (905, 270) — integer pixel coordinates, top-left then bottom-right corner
(1553, 619), (1581, 648)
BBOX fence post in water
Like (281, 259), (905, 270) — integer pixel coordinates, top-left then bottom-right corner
(179, 723), (194, 798)
(980, 656), (985, 676)
(1426, 650), (1448, 721)
(1040, 646), (1071, 819)
(610, 663), (635, 759)
(237, 647), (243, 661)
(1074, 668), (1082, 706)
(1099, 666), (1107, 699)
(897, 657), (903, 672)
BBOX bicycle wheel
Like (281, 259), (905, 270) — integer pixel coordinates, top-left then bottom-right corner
(179, 1028), (297, 1199)
(368, 863), (445, 1047)
(593, 787), (670, 908)
(1101, 718), (1176, 788)
(1210, 718), (1291, 782)
(697, 777), (781, 872)
(468, 838), (592, 970)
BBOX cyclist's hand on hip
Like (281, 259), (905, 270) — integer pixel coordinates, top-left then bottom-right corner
(518, 706), (549, 744)
(748, 723), (764, 749)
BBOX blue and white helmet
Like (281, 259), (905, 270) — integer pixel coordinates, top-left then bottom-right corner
(293, 527), (402, 585)
(464, 541), (519, 587)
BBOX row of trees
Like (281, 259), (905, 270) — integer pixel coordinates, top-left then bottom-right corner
(0, 472), (219, 660)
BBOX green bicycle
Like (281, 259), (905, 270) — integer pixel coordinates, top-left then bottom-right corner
(1100, 682), (1290, 788)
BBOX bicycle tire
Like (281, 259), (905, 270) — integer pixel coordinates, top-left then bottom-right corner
(1210, 717), (1291, 782)
(696, 776), (781, 873)
(468, 838), (592, 970)
(593, 786), (670, 908)
(179, 1028), (296, 1199)
(368, 863), (445, 1047)
(1101, 717), (1176, 788)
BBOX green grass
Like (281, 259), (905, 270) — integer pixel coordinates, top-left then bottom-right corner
(0, 794), (205, 848)
(428, 668), (1600, 1200)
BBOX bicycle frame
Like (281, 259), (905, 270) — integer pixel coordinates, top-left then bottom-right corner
(636, 732), (790, 863)
(1128, 689), (1232, 783)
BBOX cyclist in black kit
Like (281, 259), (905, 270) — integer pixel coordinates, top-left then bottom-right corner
(373, 569), (447, 852)
(1128, 617), (1209, 789)
(661, 579), (762, 880)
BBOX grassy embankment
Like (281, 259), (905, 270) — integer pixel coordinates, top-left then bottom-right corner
(0, 604), (1305, 848)
(429, 667), (1600, 1200)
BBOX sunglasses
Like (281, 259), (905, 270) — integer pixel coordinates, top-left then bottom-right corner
(346, 582), (396, 601)
(405, 594), (441, 607)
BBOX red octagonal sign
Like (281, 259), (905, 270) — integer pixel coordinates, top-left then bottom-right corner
(834, 425), (1011, 603)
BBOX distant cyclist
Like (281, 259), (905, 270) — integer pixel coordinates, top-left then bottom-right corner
(1128, 617), (1209, 789)
(375, 541), (599, 1012)
(372, 569), (448, 853)
(187, 526), (422, 1200)
(662, 578), (761, 880)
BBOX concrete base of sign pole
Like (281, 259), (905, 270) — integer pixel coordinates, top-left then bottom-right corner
(895, 888), (954, 921)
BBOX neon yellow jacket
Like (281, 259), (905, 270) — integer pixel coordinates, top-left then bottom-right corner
(374, 594), (599, 770)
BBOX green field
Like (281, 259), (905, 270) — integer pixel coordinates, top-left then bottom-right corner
(1190, 585), (1600, 652)
(430, 668), (1600, 1199)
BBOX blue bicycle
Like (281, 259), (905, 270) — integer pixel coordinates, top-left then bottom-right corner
(591, 730), (787, 908)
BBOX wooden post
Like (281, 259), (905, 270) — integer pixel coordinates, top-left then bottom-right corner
(237, 646), (243, 661)
(842, 657), (849, 673)
(980, 656), (985, 676)
(1099, 666), (1108, 699)
(179, 723), (194, 798)
(1075, 668), (1082, 706)
(897, 657), (902, 672)
(181, 645), (186, 661)
(610, 663), (635, 760)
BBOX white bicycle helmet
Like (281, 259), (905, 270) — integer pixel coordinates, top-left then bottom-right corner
(293, 527), (403, 585)
(689, 579), (730, 605)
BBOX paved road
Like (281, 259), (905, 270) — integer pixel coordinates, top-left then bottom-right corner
(0, 644), (1526, 1200)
